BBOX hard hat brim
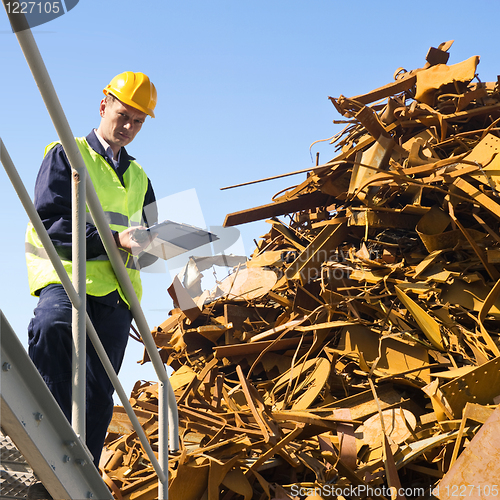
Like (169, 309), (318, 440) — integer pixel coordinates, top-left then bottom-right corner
(103, 88), (155, 118)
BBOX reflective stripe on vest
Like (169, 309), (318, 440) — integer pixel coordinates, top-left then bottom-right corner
(25, 241), (140, 269)
(25, 137), (149, 304)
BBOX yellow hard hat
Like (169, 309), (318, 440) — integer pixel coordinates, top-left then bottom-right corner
(103, 72), (157, 118)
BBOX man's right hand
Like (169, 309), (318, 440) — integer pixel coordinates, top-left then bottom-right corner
(115, 227), (155, 255)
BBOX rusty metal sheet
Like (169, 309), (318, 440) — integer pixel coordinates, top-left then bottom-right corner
(437, 406), (500, 500)
(440, 356), (500, 418)
(415, 55), (479, 105)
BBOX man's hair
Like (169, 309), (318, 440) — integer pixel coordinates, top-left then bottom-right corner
(105, 93), (117, 105)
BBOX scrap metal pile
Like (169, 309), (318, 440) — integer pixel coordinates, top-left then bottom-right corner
(102, 42), (500, 500)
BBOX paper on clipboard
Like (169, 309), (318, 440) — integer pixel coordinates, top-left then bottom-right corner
(143, 220), (219, 260)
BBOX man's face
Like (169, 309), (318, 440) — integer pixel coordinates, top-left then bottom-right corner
(97, 96), (147, 156)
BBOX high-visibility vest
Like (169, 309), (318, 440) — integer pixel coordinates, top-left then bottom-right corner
(25, 137), (149, 305)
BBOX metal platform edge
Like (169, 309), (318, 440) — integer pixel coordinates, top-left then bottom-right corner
(0, 310), (113, 500)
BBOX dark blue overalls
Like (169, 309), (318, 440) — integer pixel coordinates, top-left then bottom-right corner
(28, 284), (132, 466)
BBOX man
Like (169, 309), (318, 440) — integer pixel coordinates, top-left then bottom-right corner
(25, 72), (158, 498)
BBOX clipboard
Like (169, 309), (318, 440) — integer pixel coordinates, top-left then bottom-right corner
(142, 220), (219, 260)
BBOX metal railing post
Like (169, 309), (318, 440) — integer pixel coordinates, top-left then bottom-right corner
(71, 127), (87, 441)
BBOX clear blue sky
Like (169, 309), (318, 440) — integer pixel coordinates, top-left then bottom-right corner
(1, 0), (499, 396)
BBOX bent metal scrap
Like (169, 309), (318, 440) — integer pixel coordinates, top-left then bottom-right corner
(102, 42), (500, 500)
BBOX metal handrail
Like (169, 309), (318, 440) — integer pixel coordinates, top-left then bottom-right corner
(1, 5), (179, 499)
